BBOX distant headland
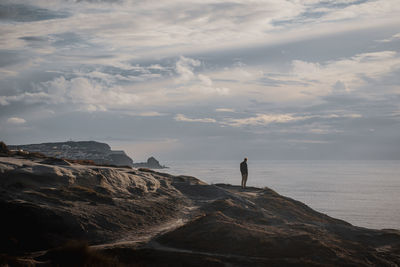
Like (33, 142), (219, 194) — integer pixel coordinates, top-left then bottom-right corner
(7, 141), (167, 169)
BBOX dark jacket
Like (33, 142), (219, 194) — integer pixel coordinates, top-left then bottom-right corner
(240, 161), (248, 175)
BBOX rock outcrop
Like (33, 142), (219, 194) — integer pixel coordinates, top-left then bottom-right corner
(0, 156), (399, 266)
(8, 141), (133, 167)
(132, 156), (167, 169)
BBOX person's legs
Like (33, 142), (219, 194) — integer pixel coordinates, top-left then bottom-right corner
(242, 173), (248, 189)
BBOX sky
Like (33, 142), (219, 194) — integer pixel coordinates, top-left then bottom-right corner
(0, 0), (400, 161)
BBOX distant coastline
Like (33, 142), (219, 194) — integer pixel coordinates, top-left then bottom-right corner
(8, 140), (168, 169)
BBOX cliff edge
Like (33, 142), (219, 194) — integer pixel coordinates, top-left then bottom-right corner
(0, 156), (399, 266)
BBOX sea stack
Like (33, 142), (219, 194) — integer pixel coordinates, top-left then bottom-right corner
(132, 156), (167, 169)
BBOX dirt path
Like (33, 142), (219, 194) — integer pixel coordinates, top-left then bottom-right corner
(146, 240), (269, 262)
(93, 185), (264, 251)
(92, 217), (187, 250)
(92, 203), (202, 250)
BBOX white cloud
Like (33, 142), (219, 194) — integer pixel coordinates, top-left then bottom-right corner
(7, 117), (26, 125)
(198, 74), (213, 87)
(0, 92), (52, 106)
(288, 51), (400, 96)
(323, 114), (362, 119)
(138, 111), (165, 117)
(175, 56), (201, 83)
(377, 32), (400, 43)
(40, 76), (140, 110)
(224, 113), (362, 127)
(320, 0), (400, 22)
(287, 139), (330, 144)
(174, 114), (216, 123)
(1, 76), (142, 110)
(216, 108), (235, 112)
(2, 49), (396, 114)
(0, 0), (398, 71)
(0, 0), (399, 160)
(225, 113), (299, 127)
(292, 60), (321, 75)
(174, 56), (231, 96)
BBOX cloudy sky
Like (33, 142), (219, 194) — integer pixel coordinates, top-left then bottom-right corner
(1, 0), (400, 160)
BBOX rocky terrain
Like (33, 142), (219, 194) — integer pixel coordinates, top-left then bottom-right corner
(8, 141), (134, 167)
(1, 154), (400, 266)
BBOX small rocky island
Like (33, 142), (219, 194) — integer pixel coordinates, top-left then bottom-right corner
(0, 142), (399, 266)
(132, 156), (167, 169)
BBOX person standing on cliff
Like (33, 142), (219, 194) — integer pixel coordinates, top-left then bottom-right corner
(240, 158), (248, 189)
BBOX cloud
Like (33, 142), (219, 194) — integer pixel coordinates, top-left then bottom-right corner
(287, 139), (330, 144)
(377, 32), (400, 43)
(174, 56), (230, 96)
(292, 60), (320, 75)
(0, 3), (70, 22)
(197, 74), (213, 86)
(43, 76), (141, 110)
(1, 76), (141, 110)
(0, 55), (230, 111)
(225, 113), (300, 127)
(7, 117), (26, 125)
(1, 0), (400, 159)
(332, 80), (347, 94)
(0, 92), (52, 106)
(216, 108), (235, 112)
(319, 0), (400, 23)
(224, 113), (362, 127)
(138, 111), (165, 117)
(174, 114), (216, 123)
(1, 0), (399, 59)
(175, 56), (201, 83)
(287, 51), (400, 97)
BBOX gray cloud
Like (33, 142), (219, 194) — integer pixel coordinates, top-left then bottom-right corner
(0, 3), (69, 22)
(0, 0), (399, 160)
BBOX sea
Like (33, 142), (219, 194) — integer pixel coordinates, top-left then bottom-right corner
(163, 160), (400, 230)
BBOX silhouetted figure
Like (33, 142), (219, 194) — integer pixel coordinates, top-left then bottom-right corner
(240, 158), (248, 189)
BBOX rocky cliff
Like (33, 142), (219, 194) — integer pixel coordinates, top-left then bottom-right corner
(0, 155), (399, 266)
(8, 141), (133, 167)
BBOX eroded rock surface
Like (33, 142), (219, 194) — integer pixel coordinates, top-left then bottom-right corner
(0, 157), (186, 254)
(1, 156), (400, 266)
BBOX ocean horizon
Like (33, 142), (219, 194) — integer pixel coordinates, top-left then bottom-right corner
(164, 160), (400, 230)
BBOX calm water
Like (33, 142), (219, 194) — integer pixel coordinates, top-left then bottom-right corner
(164, 160), (400, 230)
